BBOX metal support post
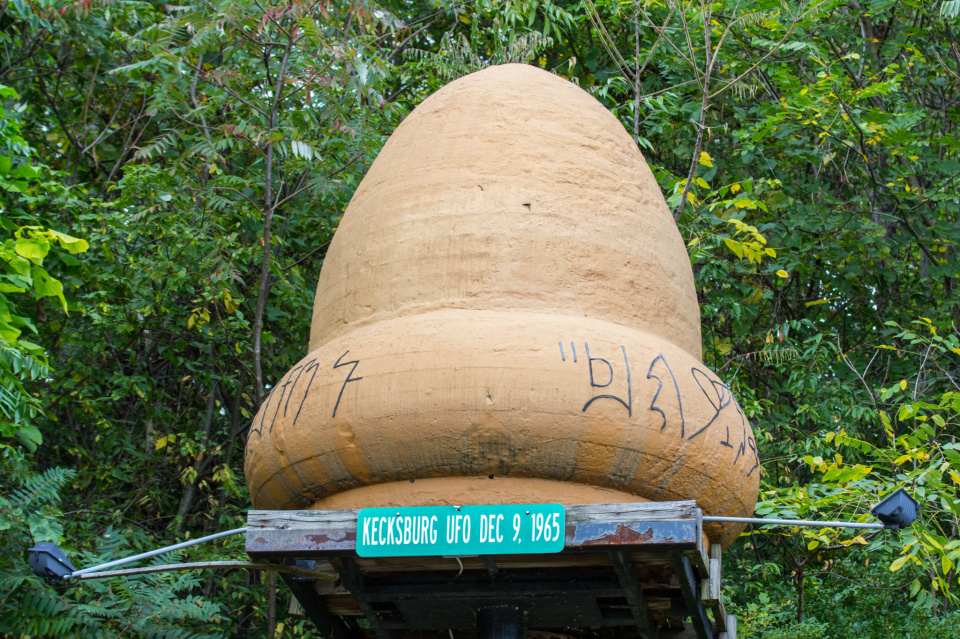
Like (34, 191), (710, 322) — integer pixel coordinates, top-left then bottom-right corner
(477, 605), (524, 639)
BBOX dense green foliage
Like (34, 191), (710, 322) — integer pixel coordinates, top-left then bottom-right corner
(1, 0), (959, 637)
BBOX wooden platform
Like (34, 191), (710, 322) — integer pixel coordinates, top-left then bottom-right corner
(246, 501), (736, 639)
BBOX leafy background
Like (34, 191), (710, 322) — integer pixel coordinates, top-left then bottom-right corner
(1, 0), (959, 637)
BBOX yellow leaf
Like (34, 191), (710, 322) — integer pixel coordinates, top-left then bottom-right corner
(187, 314), (197, 330)
(776, 270), (789, 278)
(699, 151), (713, 167)
(808, 539), (819, 550)
(459, 14), (471, 24)
(730, 184), (741, 194)
(696, 177), (710, 189)
(156, 436), (167, 451)
(900, 379), (908, 390)
(765, 248), (777, 257)
(890, 555), (910, 572)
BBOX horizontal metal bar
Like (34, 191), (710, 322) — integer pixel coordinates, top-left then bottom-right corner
(703, 516), (886, 530)
(72, 527), (248, 576)
(73, 560), (337, 581)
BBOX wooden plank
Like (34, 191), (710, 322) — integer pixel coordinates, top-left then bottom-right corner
(248, 502), (701, 556)
(354, 552), (615, 573)
(670, 552), (712, 639)
(331, 557), (396, 639)
(567, 520), (698, 550)
(280, 573), (356, 639)
(564, 501), (698, 523)
(248, 502), (698, 530)
(718, 615), (736, 639)
(288, 595), (305, 618)
(359, 579), (625, 601)
(249, 509), (360, 528)
(609, 550), (658, 639)
(700, 544), (725, 632)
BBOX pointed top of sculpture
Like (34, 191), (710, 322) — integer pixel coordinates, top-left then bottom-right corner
(309, 63), (702, 360)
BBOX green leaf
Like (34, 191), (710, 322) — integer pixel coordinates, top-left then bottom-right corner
(31, 266), (67, 311)
(28, 514), (63, 543)
(15, 424), (43, 452)
(49, 230), (89, 254)
(14, 237), (50, 264)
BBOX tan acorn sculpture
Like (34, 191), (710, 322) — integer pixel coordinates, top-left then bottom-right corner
(244, 64), (760, 547)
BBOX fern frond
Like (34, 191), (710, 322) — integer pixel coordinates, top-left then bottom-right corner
(9, 467), (76, 508)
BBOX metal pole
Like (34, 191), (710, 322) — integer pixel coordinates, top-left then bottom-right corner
(477, 606), (524, 639)
(703, 516), (886, 530)
(72, 527), (248, 577)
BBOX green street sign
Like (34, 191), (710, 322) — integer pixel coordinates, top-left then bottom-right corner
(356, 503), (565, 558)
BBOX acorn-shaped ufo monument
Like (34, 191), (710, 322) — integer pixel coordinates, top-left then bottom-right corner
(244, 64), (760, 547)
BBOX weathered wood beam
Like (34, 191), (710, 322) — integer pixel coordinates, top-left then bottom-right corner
(247, 501), (701, 557)
(671, 552), (712, 639)
(331, 557), (396, 639)
(280, 573), (356, 639)
(700, 544), (725, 632)
(359, 579), (625, 601)
(718, 615), (736, 639)
(609, 550), (658, 639)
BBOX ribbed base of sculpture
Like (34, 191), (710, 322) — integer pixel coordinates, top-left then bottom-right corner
(306, 476), (652, 510)
(305, 477), (731, 546)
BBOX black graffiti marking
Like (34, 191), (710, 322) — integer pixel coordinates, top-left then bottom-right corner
(582, 345), (632, 416)
(293, 360), (321, 427)
(733, 412), (746, 465)
(647, 354), (685, 436)
(720, 399), (743, 450)
(248, 385), (278, 440)
(332, 350), (363, 418)
(268, 382), (289, 433)
(747, 437), (760, 476)
(559, 341), (565, 361)
(283, 361), (312, 417)
(688, 368), (732, 440)
(585, 342), (613, 387)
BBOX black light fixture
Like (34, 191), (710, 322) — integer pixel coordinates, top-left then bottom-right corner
(28, 543), (76, 583)
(871, 488), (920, 530)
